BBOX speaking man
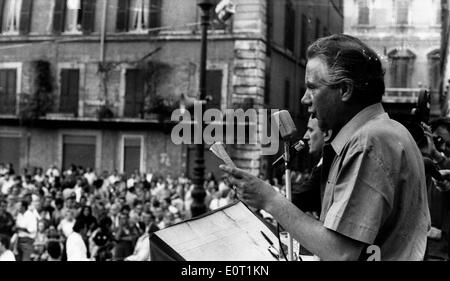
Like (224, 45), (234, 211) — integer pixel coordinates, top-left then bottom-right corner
(221, 34), (430, 261)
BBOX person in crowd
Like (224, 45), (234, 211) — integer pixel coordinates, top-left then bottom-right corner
(84, 168), (97, 186)
(77, 206), (97, 236)
(58, 209), (76, 239)
(15, 200), (38, 261)
(0, 233), (15, 261)
(108, 203), (121, 231)
(89, 217), (114, 261)
(221, 34), (430, 261)
(45, 240), (62, 261)
(418, 118), (450, 260)
(66, 219), (90, 261)
(31, 220), (48, 261)
(0, 198), (15, 237)
(39, 194), (55, 224)
(291, 116), (327, 218)
(125, 220), (159, 261)
(113, 212), (139, 261)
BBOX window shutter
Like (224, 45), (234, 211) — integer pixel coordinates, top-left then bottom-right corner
(0, 0), (6, 32)
(205, 70), (223, 110)
(19, 0), (33, 35)
(53, 0), (66, 34)
(60, 69), (79, 115)
(149, 0), (161, 30)
(116, 0), (129, 32)
(81, 0), (96, 34)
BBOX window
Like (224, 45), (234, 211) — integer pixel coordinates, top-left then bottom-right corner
(436, 5), (442, 26)
(284, 79), (291, 110)
(122, 136), (143, 176)
(267, 0), (273, 40)
(62, 135), (96, 171)
(428, 50), (441, 90)
(0, 68), (17, 115)
(388, 49), (415, 88)
(315, 18), (321, 39)
(59, 69), (80, 116)
(0, 133), (21, 174)
(53, 0), (96, 34)
(300, 14), (308, 59)
(65, 0), (83, 33)
(116, 0), (161, 33)
(0, 0), (32, 35)
(284, 0), (295, 52)
(124, 69), (145, 118)
(357, 0), (369, 25)
(396, 0), (409, 25)
(205, 70), (223, 110)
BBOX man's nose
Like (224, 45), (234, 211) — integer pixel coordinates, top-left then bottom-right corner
(304, 131), (310, 140)
(301, 91), (311, 105)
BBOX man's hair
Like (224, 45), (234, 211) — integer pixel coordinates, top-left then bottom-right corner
(120, 205), (130, 213)
(47, 241), (61, 259)
(430, 117), (450, 133)
(21, 200), (29, 210)
(72, 219), (86, 233)
(0, 234), (11, 249)
(307, 34), (385, 106)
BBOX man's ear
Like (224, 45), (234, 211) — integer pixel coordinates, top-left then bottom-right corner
(340, 82), (354, 102)
(323, 130), (333, 143)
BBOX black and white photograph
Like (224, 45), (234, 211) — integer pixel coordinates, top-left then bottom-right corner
(0, 0), (449, 271)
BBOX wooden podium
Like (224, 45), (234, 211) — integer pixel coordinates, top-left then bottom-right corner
(150, 201), (281, 261)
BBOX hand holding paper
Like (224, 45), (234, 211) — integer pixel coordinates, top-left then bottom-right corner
(210, 142), (236, 168)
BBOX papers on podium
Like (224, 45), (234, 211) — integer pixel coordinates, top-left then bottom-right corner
(150, 201), (280, 261)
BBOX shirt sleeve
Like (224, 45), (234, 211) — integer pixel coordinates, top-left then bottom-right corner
(323, 146), (394, 245)
(25, 213), (38, 236)
(67, 235), (89, 261)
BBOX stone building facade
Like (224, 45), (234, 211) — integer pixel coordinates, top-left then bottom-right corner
(344, 0), (443, 121)
(0, 0), (343, 179)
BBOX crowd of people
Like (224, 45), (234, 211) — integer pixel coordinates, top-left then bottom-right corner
(0, 161), (311, 261)
(0, 164), (225, 261)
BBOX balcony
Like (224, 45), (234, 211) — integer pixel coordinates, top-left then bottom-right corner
(383, 88), (423, 104)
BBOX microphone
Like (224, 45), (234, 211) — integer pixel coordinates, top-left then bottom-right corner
(272, 110), (297, 261)
(273, 110), (297, 141)
(272, 140), (305, 166)
(272, 110), (299, 165)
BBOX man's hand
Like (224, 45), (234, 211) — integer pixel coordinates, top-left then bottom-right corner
(306, 211), (319, 220)
(219, 165), (279, 210)
(428, 227), (442, 240)
(422, 130), (441, 160)
(435, 178), (450, 192)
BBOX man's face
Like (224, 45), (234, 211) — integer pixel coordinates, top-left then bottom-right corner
(142, 213), (152, 225)
(304, 117), (324, 156)
(301, 57), (342, 133)
(19, 203), (27, 214)
(110, 205), (119, 216)
(0, 241), (5, 253)
(135, 204), (143, 214)
(434, 126), (450, 156)
(0, 201), (6, 214)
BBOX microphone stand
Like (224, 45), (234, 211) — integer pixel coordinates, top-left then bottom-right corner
(283, 141), (294, 261)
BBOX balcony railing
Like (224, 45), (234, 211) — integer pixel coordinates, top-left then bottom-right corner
(383, 88), (424, 104)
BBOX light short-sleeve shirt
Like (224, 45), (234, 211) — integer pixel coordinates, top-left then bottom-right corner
(320, 103), (431, 261)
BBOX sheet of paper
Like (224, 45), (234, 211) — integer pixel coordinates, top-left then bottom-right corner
(154, 202), (280, 261)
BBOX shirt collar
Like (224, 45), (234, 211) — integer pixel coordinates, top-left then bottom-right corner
(331, 103), (387, 156)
